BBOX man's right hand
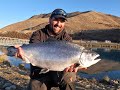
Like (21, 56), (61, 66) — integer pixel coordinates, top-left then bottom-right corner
(64, 64), (87, 73)
(14, 45), (24, 60)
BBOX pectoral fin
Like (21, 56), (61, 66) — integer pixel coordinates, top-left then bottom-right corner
(39, 68), (50, 74)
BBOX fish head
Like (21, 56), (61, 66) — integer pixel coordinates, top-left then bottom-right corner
(7, 46), (18, 56)
(79, 49), (101, 68)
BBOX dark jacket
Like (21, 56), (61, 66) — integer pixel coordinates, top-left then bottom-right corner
(29, 24), (72, 79)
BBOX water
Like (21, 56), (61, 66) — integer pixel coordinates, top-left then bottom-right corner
(79, 70), (120, 80)
(78, 48), (120, 80)
(0, 47), (120, 79)
(93, 48), (120, 62)
(7, 56), (30, 69)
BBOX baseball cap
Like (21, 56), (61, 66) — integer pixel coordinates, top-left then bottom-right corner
(50, 9), (67, 20)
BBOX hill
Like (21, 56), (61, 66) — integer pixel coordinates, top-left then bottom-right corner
(0, 11), (120, 42)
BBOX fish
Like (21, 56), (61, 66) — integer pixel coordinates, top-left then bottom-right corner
(3, 41), (101, 73)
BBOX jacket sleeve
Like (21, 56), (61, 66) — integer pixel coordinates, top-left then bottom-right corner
(29, 30), (43, 43)
(63, 32), (72, 42)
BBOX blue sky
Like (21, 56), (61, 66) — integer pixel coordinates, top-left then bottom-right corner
(0, 0), (120, 29)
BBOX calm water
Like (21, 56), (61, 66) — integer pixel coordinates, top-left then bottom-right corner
(94, 48), (120, 62)
(78, 48), (120, 80)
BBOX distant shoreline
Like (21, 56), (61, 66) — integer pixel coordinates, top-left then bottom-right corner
(73, 40), (120, 50)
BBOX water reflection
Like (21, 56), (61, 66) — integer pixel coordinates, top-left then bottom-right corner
(78, 48), (120, 79)
(7, 56), (30, 69)
(92, 48), (120, 62)
(79, 70), (120, 80)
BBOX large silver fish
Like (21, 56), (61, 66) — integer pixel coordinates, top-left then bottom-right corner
(4, 41), (101, 73)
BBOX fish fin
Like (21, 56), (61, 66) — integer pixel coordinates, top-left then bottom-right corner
(39, 68), (50, 74)
(31, 63), (36, 66)
(45, 37), (58, 42)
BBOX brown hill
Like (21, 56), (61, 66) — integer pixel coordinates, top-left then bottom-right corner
(0, 11), (120, 41)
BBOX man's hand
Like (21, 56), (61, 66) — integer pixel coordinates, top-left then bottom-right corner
(64, 64), (87, 73)
(14, 45), (24, 60)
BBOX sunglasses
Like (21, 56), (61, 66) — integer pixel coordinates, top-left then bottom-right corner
(51, 9), (67, 17)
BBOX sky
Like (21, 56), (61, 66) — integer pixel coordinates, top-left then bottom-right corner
(0, 0), (120, 29)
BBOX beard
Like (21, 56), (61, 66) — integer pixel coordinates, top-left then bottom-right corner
(50, 24), (64, 35)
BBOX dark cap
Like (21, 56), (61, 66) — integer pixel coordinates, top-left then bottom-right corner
(50, 9), (67, 20)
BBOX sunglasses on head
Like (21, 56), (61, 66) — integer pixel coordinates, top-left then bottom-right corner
(52, 9), (67, 17)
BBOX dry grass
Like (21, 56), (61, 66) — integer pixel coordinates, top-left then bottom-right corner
(0, 11), (120, 39)
(0, 31), (32, 39)
(0, 18), (48, 33)
(0, 55), (7, 63)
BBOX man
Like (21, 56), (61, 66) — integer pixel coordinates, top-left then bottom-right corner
(16, 8), (85, 90)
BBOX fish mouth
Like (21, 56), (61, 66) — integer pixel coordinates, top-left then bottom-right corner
(92, 53), (100, 60)
(83, 50), (100, 60)
(79, 49), (101, 68)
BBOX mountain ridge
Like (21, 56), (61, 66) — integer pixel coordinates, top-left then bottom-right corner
(0, 10), (120, 42)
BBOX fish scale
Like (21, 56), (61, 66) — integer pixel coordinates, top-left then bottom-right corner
(4, 41), (101, 73)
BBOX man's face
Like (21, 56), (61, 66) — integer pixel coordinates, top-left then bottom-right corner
(49, 17), (66, 34)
